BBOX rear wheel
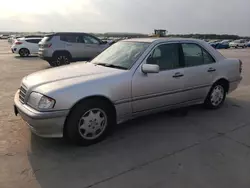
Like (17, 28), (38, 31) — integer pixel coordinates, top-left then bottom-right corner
(51, 53), (71, 67)
(65, 99), (115, 146)
(19, 48), (30, 57)
(204, 82), (226, 109)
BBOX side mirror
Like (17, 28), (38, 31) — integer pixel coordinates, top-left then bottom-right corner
(141, 64), (159, 74)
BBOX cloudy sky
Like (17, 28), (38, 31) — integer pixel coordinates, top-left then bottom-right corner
(0, 0), (250, 35)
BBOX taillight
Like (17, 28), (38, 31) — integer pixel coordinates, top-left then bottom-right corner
(43, 43), (52, 48)
(15, 41), (22, 45)
(239, 59), (242, 73)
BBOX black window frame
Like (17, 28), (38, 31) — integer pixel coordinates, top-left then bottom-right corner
(180, 43), (216, 68)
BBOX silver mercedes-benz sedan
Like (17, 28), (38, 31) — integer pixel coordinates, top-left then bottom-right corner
(14, 38), (242, 145)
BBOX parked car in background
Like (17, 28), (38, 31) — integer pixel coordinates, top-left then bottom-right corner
(216, 40), (230, 49)
(14, 38), (242, 145)
(11, 38), (42, 57)
(229, 39), (247, 48)
(0, 34), (9, 39)
(23, 35), (44, 38)
(247, 41), (250, 47)
(8, 35), (23, 44)
(38, 32), (110, 67)
(208, 40), (220, 48)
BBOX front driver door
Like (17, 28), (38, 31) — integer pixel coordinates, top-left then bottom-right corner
(132, 43), (186, 113)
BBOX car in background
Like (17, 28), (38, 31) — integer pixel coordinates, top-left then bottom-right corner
(247, 41), (250, 47)
(11, 38), (42, 57)
(38, 32), (110, 67)
(0, 34), (9, 39)
(14, 38), (242, 145)
(229, 39), (247, 48)
(8, 35), (24, 44)
(208, 40), (220, 48)
(216, 40), (230, 49)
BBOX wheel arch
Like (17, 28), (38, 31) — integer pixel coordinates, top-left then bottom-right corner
(212, 78), (229, 93)
(19, 48), (30, 54)
(63, 95), (117, 136)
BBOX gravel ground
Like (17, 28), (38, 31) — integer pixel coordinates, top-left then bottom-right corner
(1, 39), (250, 188)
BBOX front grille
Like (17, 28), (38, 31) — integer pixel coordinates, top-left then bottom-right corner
(19, 85), (27, 103)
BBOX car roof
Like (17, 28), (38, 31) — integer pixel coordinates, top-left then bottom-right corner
(48, 32), (89, 36)
(123, 37), (205, 44)
(19, 37), (42, 40)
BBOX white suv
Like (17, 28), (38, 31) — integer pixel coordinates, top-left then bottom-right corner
(229, 39), (247, 48)
(11, 38), (42, 57)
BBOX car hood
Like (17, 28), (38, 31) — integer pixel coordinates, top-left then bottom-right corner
(22, 62), (125, 89)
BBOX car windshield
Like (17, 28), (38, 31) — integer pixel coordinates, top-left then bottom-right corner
(234, 40), (241, 43)
(91, 41), (150, 70)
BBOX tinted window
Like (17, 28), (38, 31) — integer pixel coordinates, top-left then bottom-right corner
(26, 39), (41, 43)
(182, 43), (214, 67)
(147, 43), (180, 70)
(60, 35), (77, 43)
(60, 35), (85, 43)
(83, 35), (100, 44)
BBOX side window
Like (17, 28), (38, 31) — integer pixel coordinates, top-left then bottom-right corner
(182, 43), (214, 67)
(26, 39), (41, 44)
(60, 35), (78, 43)
(147, 43), (180, 70)
(83, 35), (100, 44)
(203, 50), (215, 64)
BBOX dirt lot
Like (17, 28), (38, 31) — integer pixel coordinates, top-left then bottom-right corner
(1, 40), (250, 188)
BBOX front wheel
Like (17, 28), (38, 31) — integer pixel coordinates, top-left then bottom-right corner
(65, 99), (115, 146)
(204, 83), (226, 109)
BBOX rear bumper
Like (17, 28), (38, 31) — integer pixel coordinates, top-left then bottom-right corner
(11, 48), (17, 53)
(229, 77), (242, 93)
(14, 90), (69, 138)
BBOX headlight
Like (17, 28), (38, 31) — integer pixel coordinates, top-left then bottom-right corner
(27, 92), (55, 110)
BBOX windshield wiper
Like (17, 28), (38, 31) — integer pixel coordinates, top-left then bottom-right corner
(95, 63), (127, 70)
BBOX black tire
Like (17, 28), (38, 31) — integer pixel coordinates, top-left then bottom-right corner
(52, 52), (71, 67)
(47, 60), (57, 67)
(19, 48), (30, 57)
(204, 82), (226, 109)
(64, 99), (115, 146)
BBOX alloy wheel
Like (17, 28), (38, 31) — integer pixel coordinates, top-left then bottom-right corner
(56, 55), (69, 66)
(210, 85), (224, 106)
(78, 108), (108, 140)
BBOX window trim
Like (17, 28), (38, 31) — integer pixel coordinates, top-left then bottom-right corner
(145, 42), (184, 72)
(180, 42), (216, 68)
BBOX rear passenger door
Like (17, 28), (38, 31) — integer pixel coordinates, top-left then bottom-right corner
(60, 35), (87, 59)
(25, 39), (41, 53)
(181, 43), (217, 101)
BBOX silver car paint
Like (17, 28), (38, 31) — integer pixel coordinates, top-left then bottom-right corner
(15, 38), (242, 138)
(38, 35), (109, 59)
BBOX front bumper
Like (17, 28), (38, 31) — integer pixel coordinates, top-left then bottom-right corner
(14, 90), (69, 138)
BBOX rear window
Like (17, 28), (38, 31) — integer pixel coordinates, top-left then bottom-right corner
(40, 35), (53, 43)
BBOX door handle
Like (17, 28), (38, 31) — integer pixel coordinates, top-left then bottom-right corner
(173, 72), (184, 78)
(207, 68), (216, 72)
